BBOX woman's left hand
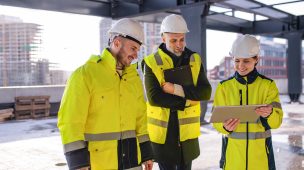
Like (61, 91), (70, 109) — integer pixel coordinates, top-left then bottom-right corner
(255, 105), (273, 118)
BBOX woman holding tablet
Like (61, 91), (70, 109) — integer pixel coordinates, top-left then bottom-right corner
(212, 34), (283, 170)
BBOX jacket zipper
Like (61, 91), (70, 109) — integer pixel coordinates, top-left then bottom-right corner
(239, 90), (242, 106)
(246, 83), (249, 170)
(118, 72), (124, 169)
(177, 113), (181, 147)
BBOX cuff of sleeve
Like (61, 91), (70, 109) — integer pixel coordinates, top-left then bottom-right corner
(265, 108), (273, 119)
(185, 100), (191, 107)
(139, 141), (154, 163)
(65, 147), (90, 170)
(223, 126), (232, 133)
(178, 99), (187, 111)
(173, 84), (185, 98)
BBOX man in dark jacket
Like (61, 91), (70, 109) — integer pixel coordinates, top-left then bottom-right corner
(143, 14), (212, 170)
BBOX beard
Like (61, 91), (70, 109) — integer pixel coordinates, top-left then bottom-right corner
(116, 46), (132, 69)
(165, 44), (184, 57)
(116, 50), (125, 70)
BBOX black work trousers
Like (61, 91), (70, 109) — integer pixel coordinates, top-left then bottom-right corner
(158, 161), (192, 170)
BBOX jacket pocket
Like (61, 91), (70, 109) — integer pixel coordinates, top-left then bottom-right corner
(88, 141), (118, 169)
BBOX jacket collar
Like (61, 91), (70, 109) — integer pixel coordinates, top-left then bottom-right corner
(100, 48), (117, 71)
(159, 43), (177, 58)
(234, 68), (259, 85)
(158, 43), (195, 68)
(98, 48), (136, 73)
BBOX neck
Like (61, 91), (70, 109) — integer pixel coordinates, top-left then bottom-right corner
(116, 62), (124, 70)
(108, 47), (124, 70)
(108, 47), (117, 59)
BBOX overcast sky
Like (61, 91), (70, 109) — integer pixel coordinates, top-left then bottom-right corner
(0, 5), (101, 71)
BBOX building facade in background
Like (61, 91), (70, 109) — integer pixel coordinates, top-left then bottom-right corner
(0, 15), (68, 86)
(140, 22), (162, 59)
(208, 36), (291, 80)
(99, 18), (111, 51)
(0, 15), (42, 86)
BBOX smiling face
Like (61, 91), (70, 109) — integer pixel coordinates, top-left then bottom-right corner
(233, 56), (259, 76)
(115, 37), (140, 68)
(162, 32), (186, 56)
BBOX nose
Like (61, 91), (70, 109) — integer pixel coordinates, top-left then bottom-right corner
(238, 62), (246, 69)
(176, 41), (183, 49)
(132, 53), (138, 60)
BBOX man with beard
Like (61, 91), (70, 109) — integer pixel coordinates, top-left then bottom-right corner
(143, 14), (211, 170)
(58, 18), (153, 170)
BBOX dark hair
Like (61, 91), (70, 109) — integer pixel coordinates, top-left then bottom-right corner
(253, 56), (258, 66)
(233, 56), (259, 66)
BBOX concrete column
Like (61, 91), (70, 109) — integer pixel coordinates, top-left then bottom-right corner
(181, 4), (209, 124)
(286, 32), (303, 102)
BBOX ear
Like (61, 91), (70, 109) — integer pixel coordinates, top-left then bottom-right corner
(161, 34), (166, 43)
(256, 56), (260, 64)
(113, 38), (121, 48)
(254, 56), (259, 66)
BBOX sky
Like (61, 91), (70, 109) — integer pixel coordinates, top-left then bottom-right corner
(0, 5), (296, 71)
(0, 5), (101, 71)
(206, 30), (236, 68)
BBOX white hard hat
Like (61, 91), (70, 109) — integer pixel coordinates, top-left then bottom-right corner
(230, 34), (260, 58)
(160, 14), (189, 34)
(108, 18), (144, 45)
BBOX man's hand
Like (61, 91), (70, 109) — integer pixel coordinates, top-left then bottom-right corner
(162, 82), (174, 94)
(255, 105), (272, 118)
(76, 166), (90, 170)
(143, 160), (153, 170)
(223, 119), (240, 132)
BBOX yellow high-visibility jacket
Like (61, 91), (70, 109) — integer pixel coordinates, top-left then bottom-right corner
(58, 49), (149, 170)
(144, 48), (202, 144)
(213, 69), (283, 170)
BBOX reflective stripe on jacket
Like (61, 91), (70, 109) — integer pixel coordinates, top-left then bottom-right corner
(144, 48), (202, 144)
(212, 69), (283, 170)
(58, 48), (149, 169)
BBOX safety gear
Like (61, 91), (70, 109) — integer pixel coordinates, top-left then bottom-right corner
(213, 69), (283, 170)
(58, 49), (149, 169)
(108, 18), (144, 45)
(160, 14), (189, 34)
(144, 48), (201, 144)
(230, 34), (260, 58)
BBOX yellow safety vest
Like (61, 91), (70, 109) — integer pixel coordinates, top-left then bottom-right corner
(213, 72), (283, 170)
(144, 48), (202, 144)
(58, 49), (149, 169)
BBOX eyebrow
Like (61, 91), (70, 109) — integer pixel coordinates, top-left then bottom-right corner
(131, 45), (138, 50)
(171, 37), (184, 40)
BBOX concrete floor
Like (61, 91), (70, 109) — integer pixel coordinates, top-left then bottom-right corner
(0, 95), (303, 170)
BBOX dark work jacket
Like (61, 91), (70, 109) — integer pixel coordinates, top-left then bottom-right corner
(143, 43), (212, 164)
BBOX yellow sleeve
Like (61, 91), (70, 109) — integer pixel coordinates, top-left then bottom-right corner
(57, 67), (90, 153)
(212, 83), (230, 135)
(135, 78), (149, 143)
(212, 83), (229, 134)
(263, 81), (283, 129)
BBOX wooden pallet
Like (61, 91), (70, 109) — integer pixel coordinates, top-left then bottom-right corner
(14, 96), (50, 120)
(0, 108), (14, 122)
